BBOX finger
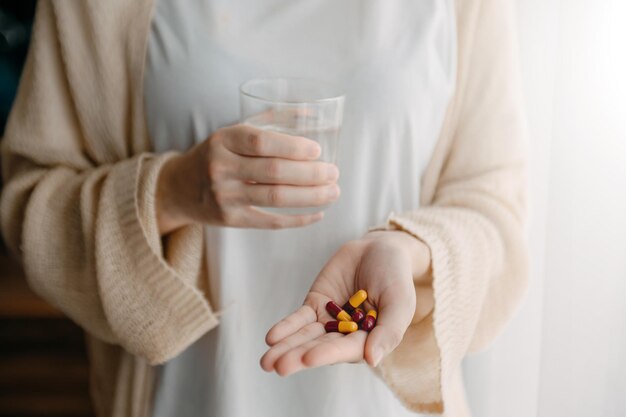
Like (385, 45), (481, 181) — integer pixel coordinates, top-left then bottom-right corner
(243, 183), (340, 208)
(241, 207), (324, 230)
(265, 305), (317, 346)
(222, 125), (321, 160)
(260, 322), (325, 372)
(301, 330), (368, 368)
(364, 290), (414, 367)
(273, 332), (344, 377)
(237, 157), (339, 186)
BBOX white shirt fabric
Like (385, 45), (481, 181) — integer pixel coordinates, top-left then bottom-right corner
(145, 1), (456, 416)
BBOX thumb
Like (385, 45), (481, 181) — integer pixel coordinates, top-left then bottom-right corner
(363, 289), (415, 367)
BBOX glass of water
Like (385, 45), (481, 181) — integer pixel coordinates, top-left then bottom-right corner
(239, 78), (345, 214)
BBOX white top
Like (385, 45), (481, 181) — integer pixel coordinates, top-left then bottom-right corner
(145, 1), (456, 416)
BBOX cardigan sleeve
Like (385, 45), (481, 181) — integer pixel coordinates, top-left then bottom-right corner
(0, 1), (218, 365)
(375, 0), (529, 413)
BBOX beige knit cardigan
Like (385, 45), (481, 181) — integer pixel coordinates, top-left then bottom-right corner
(0, 0), (528, 416)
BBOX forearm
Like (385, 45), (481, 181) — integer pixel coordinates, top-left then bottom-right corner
(156, 151), (200, 235)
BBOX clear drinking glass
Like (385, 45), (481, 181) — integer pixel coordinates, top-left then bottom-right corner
(239, 78), (345, 215)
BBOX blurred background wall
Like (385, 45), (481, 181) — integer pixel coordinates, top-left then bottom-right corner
(463, 0), (626, 416)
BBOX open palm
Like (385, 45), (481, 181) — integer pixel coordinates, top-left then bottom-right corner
(260, 231), (423, 376)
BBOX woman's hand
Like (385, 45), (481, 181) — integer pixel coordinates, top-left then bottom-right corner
(156, 124), (340, 234)
(260, 230), (433, 376)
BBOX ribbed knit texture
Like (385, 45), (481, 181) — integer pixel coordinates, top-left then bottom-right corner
(0, 0), (528, 416)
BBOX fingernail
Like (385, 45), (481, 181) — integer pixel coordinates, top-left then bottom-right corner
(326, 165), (339, 181)
(328, 185), (340, 201)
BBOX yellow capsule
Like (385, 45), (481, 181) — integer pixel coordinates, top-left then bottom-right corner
(337, 310), (352, 322)
(343, 289), (368, 312)
(326, 301), (352, 321)
(339, 321), (358, 333)
(325, 321), (358, 333)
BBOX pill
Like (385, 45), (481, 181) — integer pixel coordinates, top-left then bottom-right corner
(326, 301), (351, 322)
(361, 310), (378, 331)
(342, 289), (368, 312)
(325, 320), (358, 334)
(351, 308), (365, 323)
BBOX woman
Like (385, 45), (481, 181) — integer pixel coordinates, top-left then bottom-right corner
(0, 0), (528, 416)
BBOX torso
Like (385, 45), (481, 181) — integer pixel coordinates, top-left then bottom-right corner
(144, 1), (456, 416)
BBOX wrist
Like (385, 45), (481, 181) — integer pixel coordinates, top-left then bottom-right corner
(156, 154), (194, 235)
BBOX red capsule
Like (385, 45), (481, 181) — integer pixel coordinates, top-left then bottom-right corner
(342, 289), (367, 312)
(361, 310), (378, 332)
(326, 301), (351, 321)
(351, 308), (365, 323)
(325, 320), (358, 334)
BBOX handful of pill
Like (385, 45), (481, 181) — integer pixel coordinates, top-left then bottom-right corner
(324, 289), (377, 334)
